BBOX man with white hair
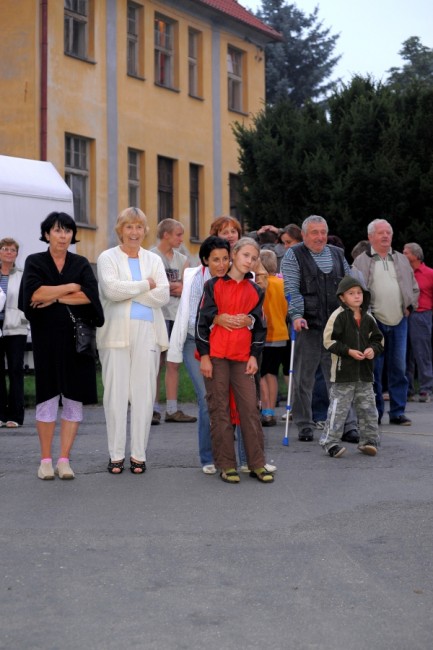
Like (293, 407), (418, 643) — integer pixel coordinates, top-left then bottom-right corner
(403, 242), (433, 402)
(353, 219), (419, 425)
(281, 215), (358, 442)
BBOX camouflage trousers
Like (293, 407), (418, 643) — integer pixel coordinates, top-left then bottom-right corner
(320, 382), (379, 452)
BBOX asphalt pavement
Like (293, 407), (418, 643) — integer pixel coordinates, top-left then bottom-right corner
(1, 399), (433, 650)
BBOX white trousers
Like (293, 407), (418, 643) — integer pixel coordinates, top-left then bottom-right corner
(99, 320), (161, 462)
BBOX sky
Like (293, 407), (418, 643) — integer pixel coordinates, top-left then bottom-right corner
(242, 0), (433, 84)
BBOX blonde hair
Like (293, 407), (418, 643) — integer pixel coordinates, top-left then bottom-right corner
(156, 218), (184, 239)
(115, 207), (149, 242)
(232, 237), (260, 255)
(260, 249), (277, 274)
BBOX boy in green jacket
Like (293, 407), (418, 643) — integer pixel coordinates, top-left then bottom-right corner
(321, 276), (384, 458)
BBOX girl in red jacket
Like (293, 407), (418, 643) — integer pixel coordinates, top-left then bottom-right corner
(196, 238), (274, 484)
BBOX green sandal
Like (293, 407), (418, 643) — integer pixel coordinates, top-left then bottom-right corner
(249, 468), (274, 483)
(220, 469), (240, 484)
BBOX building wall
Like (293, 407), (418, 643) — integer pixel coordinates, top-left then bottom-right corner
(0, 0), (269, 263)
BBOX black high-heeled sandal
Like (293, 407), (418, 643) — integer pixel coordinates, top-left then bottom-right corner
(130, 458), (146, 474)
(107, 459), (124, 474)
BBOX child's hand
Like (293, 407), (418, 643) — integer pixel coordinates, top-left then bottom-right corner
(348, 349), (365, 361)
(200, 355), (213, 378)
(363, 347), (375, 360)
(245, 356), (258, 375)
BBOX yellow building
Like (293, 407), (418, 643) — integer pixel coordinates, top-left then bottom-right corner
(0, 0), (280, 262)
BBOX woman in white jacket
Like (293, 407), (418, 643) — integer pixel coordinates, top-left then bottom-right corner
(97, 208), (170, 475)
(167, 236), (230, 473)
(0, 238), (29, 427)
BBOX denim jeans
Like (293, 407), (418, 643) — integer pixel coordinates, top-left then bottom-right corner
(407, 310), (433, 394)
(182, 334), (213, 466)
(374, 317), (408, 419)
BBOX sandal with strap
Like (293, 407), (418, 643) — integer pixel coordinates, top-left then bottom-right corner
(130, 458), (146, 474)
(107, 459), (124, 474)
(220, 469), (240, 484)
(249, 468), (274, 483)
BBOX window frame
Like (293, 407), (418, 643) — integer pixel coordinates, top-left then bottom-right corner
(189, 163), (201, 240)
(154, 14), (176, 89)
(157, 156), (174, 221)
(128, 148), (142, 208)
(227, 46), (244, 113)
(65, 133), (91, 225)
(188, 28), (202, 98)
(64, 0), (89, 60)
(127, 1), (144, 78)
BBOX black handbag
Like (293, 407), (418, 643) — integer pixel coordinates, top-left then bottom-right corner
(66, 307), (97, 357)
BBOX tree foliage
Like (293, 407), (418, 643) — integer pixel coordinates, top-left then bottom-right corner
(256, 0), (341, 106)
(387, 37), (433, 90)
(233, 76), (433, 262)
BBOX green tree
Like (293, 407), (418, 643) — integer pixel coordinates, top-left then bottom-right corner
(233, 77), (433, 262)
(256, 0), (341, 106)
(233, 99), (333, 229)
(387, 37), (433, 90)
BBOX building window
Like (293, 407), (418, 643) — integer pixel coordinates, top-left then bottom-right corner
(65, 134), (90, 224)
(64, 0), (88, 59)
(127, 2), (143, 77)
(190, 164), (201, 240)
(229, 173), (242, 227)
(227, 47), (244, 112)
(188, 29), (201, 98)
(154, 15), (175, 88)
(157, 156), (174, 221)
(128, 149), (142, 207)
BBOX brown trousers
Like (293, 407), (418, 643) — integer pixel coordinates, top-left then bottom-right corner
(204, 357), (265, 471)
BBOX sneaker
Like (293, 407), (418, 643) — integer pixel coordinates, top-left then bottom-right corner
(261, 415), (276, 427)
(298, 427), (314, 442)
(281, 412), (292, 421)
(165, 410), (197, 423)
(151, 411), (161, 425)
(239, 464), (250, 473)
(314, 421), (326, 430)
(55, 460), (75, 480)
(328, 445), (346, 458)
(38, 460), (55, 480)
(341, 429), (360, 444)
(419, 392), (431, 403)
(264, 462), (277, 473)
(202, 464), (217, 475)
(389, 415), (411, 426)
(358, 441), (377, 456)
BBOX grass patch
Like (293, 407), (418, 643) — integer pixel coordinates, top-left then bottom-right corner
(23, 363), (288, 408)
(23, 362), (197, 407)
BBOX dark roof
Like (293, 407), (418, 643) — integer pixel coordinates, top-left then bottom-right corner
(196, 0), (282, 41)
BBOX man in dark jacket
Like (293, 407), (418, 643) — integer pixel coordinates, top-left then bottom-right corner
(281, 215), (358, 442)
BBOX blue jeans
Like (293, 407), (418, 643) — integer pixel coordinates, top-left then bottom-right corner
(374, 317), (408, 419)
(182, 335), (213, 466)
(407, 310), (433, 394)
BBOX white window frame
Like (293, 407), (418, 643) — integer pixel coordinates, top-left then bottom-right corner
(65, 134), (90, 224)
(64, 0), (88, 59)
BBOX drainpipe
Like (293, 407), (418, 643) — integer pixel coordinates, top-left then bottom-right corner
(40, 0), (48, 160)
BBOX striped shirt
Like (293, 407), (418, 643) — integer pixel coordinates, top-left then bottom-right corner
(281, 245), (351, 321)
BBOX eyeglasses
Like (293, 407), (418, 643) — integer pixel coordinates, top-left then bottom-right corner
(0, 247), (18, 253)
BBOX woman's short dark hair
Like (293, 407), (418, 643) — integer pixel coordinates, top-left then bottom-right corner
(39, 212), (79, 244)
(199, 236), (230, 266)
